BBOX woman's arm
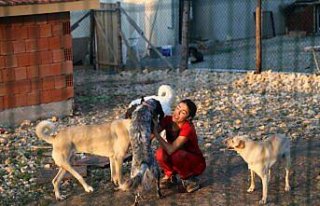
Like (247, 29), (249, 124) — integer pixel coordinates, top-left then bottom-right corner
(153, 125), (188, 155)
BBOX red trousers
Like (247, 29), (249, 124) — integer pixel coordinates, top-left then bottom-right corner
(155, 147), (206, 180)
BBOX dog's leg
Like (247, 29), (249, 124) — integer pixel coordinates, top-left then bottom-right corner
(156, 171), (162, 198)
(259, 174), (269, 205)
(52, 168), (67, 200)
(133, 192), (141, 206)
(115, 157), (124, 186)
(284, 152), (291, 191)
(62, 163), (94, 193)
(247, 169), (255, 192)
(109, 158), (117, 186)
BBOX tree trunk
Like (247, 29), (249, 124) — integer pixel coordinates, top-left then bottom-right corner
(179, 0), (190, 71)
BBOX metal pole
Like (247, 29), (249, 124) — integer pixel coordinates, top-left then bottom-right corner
(179, 0), (190, 71)
(255, 0), (262, 74)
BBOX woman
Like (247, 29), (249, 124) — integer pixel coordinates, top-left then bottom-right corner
(153, 99), (206, 193)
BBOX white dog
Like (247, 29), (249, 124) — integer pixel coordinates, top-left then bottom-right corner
(223, 134), (291, 204)
(129, 85), (175, 116)
(35, 119), (131, 200)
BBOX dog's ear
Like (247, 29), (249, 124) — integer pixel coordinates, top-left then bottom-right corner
(125, 104), (138, 119)
(140, 96), (145, 104)
(235, 140), (245, 149)
(155, 100), (164, 121)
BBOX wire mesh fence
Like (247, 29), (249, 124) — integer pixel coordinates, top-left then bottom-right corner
(71, 0), (320, 73)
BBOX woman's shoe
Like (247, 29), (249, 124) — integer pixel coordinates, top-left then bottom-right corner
(182, 176), (200, 193)
(160, 175), (177, 189)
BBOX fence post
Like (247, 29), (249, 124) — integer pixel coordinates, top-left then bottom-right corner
(180, 0), (190, 71)
(116, 2), (123, 69)
(255, 0), (262, 74)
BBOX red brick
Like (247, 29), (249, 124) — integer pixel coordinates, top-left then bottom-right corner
(4, 27), (29, 40)
(25, 39), (38, 52)
(40, 51), (53, 64)
(50, 63), (62, 75)
(38, 38), (49, 50)
(0, 56), (5, 68)
(17, 53), (40, 67)
(52, 24), (64, 36)
(25, 38), (49, 52)
(0, 71), (2, 83)
(9, 80), (31, 94)
(42, 77), (55, 91)
(27, 65), (39, 79)
(55, 75), (66, 89)
(30, 79), (41, 92)
(35, 14), (48, 25)
(51, 88), (64, 102)
(41, 90), (52, 103)
(0, 96), (3, 111)
(62, 35), (72, 48)
(62, 61), (73, 74)
(28, 25), (40, 39)
(3, 95), (14, 109)
(14, 67), (27, 80)
(2, 69), (14, 82)
(48, 36), (62, 49)
(0, 27), (11, 40)
(27, 91), (40, 106)
(0, 84), (5, 96)
(40, 24), (52, 37)
(52, 49), (64, 63)
(17, 53), (30, 67)
(14, 93), (28, 107)
(65, 87), (74, 99)
(12, 40), (26, 54)
(0, 41), (13, 55)
(39, 63), (61, 77)
(5, 56), (17, 68)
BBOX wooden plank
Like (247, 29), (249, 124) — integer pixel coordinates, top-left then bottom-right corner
(36, 165), (87, 184)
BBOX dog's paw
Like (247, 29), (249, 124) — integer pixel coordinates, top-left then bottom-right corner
(247, 187), (255, 193)
(85, 186), (94, 193)
(55, 194), (66, 201)
(259, 199), (267, 205)
(285, 185), (291, 191)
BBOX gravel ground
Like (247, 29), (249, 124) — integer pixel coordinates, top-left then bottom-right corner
(0, 68), (320, 205)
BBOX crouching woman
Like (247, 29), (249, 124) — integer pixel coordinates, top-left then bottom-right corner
(153, 99), (206, 193)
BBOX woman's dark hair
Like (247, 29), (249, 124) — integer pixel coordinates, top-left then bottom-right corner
(180, 99), (197, 119)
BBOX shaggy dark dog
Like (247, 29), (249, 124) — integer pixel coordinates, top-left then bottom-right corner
(121, 98), (164, 205)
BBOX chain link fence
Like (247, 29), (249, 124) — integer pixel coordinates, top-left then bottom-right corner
(71, 0), (320, 73)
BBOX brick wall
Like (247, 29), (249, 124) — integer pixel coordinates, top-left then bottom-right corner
(0, 12), (73, 112)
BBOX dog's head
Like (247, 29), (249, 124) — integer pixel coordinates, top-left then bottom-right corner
(125, 97), (145, 119)
(223, 135), (249, 150)
(145, 98), (164, 123)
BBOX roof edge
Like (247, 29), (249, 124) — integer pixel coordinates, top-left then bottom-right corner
(0, 0), (99, 17)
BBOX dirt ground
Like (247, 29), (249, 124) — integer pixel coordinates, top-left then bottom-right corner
(40, 137), (319, 206)
(20, 68), (320, 206)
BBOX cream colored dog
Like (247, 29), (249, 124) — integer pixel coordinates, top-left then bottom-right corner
(35, 119), (131, 200)
(223, 134), (291, 204)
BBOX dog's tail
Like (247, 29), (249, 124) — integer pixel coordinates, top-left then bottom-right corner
(35, 120), (57, 144)
(119, 163), (150, 191)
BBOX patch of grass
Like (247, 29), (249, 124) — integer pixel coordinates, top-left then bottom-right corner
(77, 95), (112, 104)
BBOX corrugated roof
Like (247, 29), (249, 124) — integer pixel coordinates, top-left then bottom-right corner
(0, 0), (81, 7)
